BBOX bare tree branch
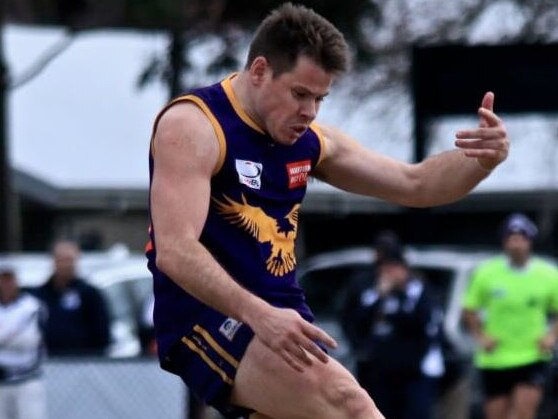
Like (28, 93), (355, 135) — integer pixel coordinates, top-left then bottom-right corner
(9, 31), (75, 90)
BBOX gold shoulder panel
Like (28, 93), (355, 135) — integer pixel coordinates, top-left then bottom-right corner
(150, 95), (227, 176)
(309, 122), (327, 167)
(221, 75), (265, 134)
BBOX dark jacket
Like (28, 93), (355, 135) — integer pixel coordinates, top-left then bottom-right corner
(343, 271), (443, 377)
(32, 276), (110, 356)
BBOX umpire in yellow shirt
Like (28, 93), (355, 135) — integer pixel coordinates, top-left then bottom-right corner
(462, 213), (558, 419)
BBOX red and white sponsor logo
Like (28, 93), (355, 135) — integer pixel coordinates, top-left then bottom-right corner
(286, 160), (311, 189)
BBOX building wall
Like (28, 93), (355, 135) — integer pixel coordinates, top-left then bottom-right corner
(300, 209), (558, 258)
(18, 196), (558, 258)
(52, 210), (150, 251)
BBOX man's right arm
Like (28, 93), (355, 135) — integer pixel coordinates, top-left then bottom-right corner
(461, 267), (498, 352)
(150, 103), (335, 371)
(462, 309), (497, 353)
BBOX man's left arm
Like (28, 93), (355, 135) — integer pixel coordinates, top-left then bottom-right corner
(314, 92), (509, 208)
(85, 286), (111, 351)
(539, 273), (558, 353)
(539, 315), (558, 354)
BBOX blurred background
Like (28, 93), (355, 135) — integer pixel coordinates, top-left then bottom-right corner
(1, 0), (558, 255)
(1, 0), (558, 418)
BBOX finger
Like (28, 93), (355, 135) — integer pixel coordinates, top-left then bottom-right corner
(293, 344), (313, 366)
(478, 92), (495, 128)
(281, 349), (305, 373)
(456, 127), (505, 140)
(305, 323), (337, 350)
(300, 340), (329, 364)
(477, 107), (502, 127)
(455, 138), (504, 150)
(481, 91), (494, 112)
(461, 149), (502, 159)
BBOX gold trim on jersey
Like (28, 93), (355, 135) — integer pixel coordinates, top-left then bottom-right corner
(193, 324), (240, 368)
(221, 75), (266, 135)
(184, 95), (227, 175)
(150, 95), (227, 176)
(181, 336), (234, 386)
(309, 122), (327, 167)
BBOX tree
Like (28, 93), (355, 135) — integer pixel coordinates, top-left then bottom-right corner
(0, 3), (11, 251)
(130, 0), (380, 97)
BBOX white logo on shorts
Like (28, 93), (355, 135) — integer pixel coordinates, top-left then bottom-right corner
(235, 160), (263, 190)
(219, 317), (243, 341)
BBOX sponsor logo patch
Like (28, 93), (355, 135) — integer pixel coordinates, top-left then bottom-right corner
(235, 159), (263, 190)
(286, 160), (311, 189)
(219, 317), (243, 341)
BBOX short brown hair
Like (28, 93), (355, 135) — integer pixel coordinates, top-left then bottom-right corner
(246, 3), (350, 77)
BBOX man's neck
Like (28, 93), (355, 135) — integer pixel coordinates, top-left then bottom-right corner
(508, 255), (529, 269)
(230, 72), (262, 128)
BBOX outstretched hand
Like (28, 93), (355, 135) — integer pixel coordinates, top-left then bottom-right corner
(455, 92), (509, 171)
(250, 305), (337, 372)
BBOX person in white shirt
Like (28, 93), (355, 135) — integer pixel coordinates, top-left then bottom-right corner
(0, 265), (47, 419)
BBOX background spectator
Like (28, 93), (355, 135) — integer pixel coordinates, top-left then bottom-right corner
(343, 246), (445, 419)
(462, 213), (558, 419)
(341, 230), (402, 380)
(0, 265), (47, 419)
(32, 240), (110, 356)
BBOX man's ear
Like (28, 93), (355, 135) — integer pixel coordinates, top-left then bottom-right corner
(249, 56), (270, 86)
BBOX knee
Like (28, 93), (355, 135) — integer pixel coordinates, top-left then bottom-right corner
(323, 380), (375, 418)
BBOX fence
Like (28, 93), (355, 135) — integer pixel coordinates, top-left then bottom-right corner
(43, 357), (186, 419)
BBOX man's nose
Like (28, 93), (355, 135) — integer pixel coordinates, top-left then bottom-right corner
(299, 99), (317, 121)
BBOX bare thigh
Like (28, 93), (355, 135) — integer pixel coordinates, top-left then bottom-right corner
(484, 395), (510, 419)
(511, 384), (543, 419)
(230, 337), (383, 419)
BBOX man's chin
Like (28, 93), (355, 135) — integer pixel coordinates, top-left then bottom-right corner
(279, 132), (301, 146)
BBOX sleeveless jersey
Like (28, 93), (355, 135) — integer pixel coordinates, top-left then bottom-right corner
(146, 75), (326, 357)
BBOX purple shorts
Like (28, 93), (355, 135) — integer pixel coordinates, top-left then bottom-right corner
(162, 306), (255, 418)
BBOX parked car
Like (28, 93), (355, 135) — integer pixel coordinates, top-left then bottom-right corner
(0, 245), (153, 358)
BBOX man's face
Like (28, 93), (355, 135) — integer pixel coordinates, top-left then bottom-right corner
(378, 262), (409, 288)
(503, 232), (532, 262)
(53, 242), (79, 285)
(251, 55), (334, 145)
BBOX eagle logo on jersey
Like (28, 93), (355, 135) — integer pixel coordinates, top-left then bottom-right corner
(212, 194), (299, 277)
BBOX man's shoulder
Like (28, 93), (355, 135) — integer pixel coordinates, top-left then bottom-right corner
(530, 257), (558, 277)
(30, 281), (51, 297)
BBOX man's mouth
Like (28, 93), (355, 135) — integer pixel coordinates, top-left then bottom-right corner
(292, 125), (308, 136)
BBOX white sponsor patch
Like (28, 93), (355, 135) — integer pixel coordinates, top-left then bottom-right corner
(219, 317), (243, 341)
(236, 159), (263, 190)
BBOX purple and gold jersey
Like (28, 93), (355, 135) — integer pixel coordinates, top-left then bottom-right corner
(146, 74), (326, 359)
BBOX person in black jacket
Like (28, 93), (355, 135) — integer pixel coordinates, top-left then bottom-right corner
(343, 246), (445, 419)
(32, 240), (110, 356)
(342, 230), (402, 377)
